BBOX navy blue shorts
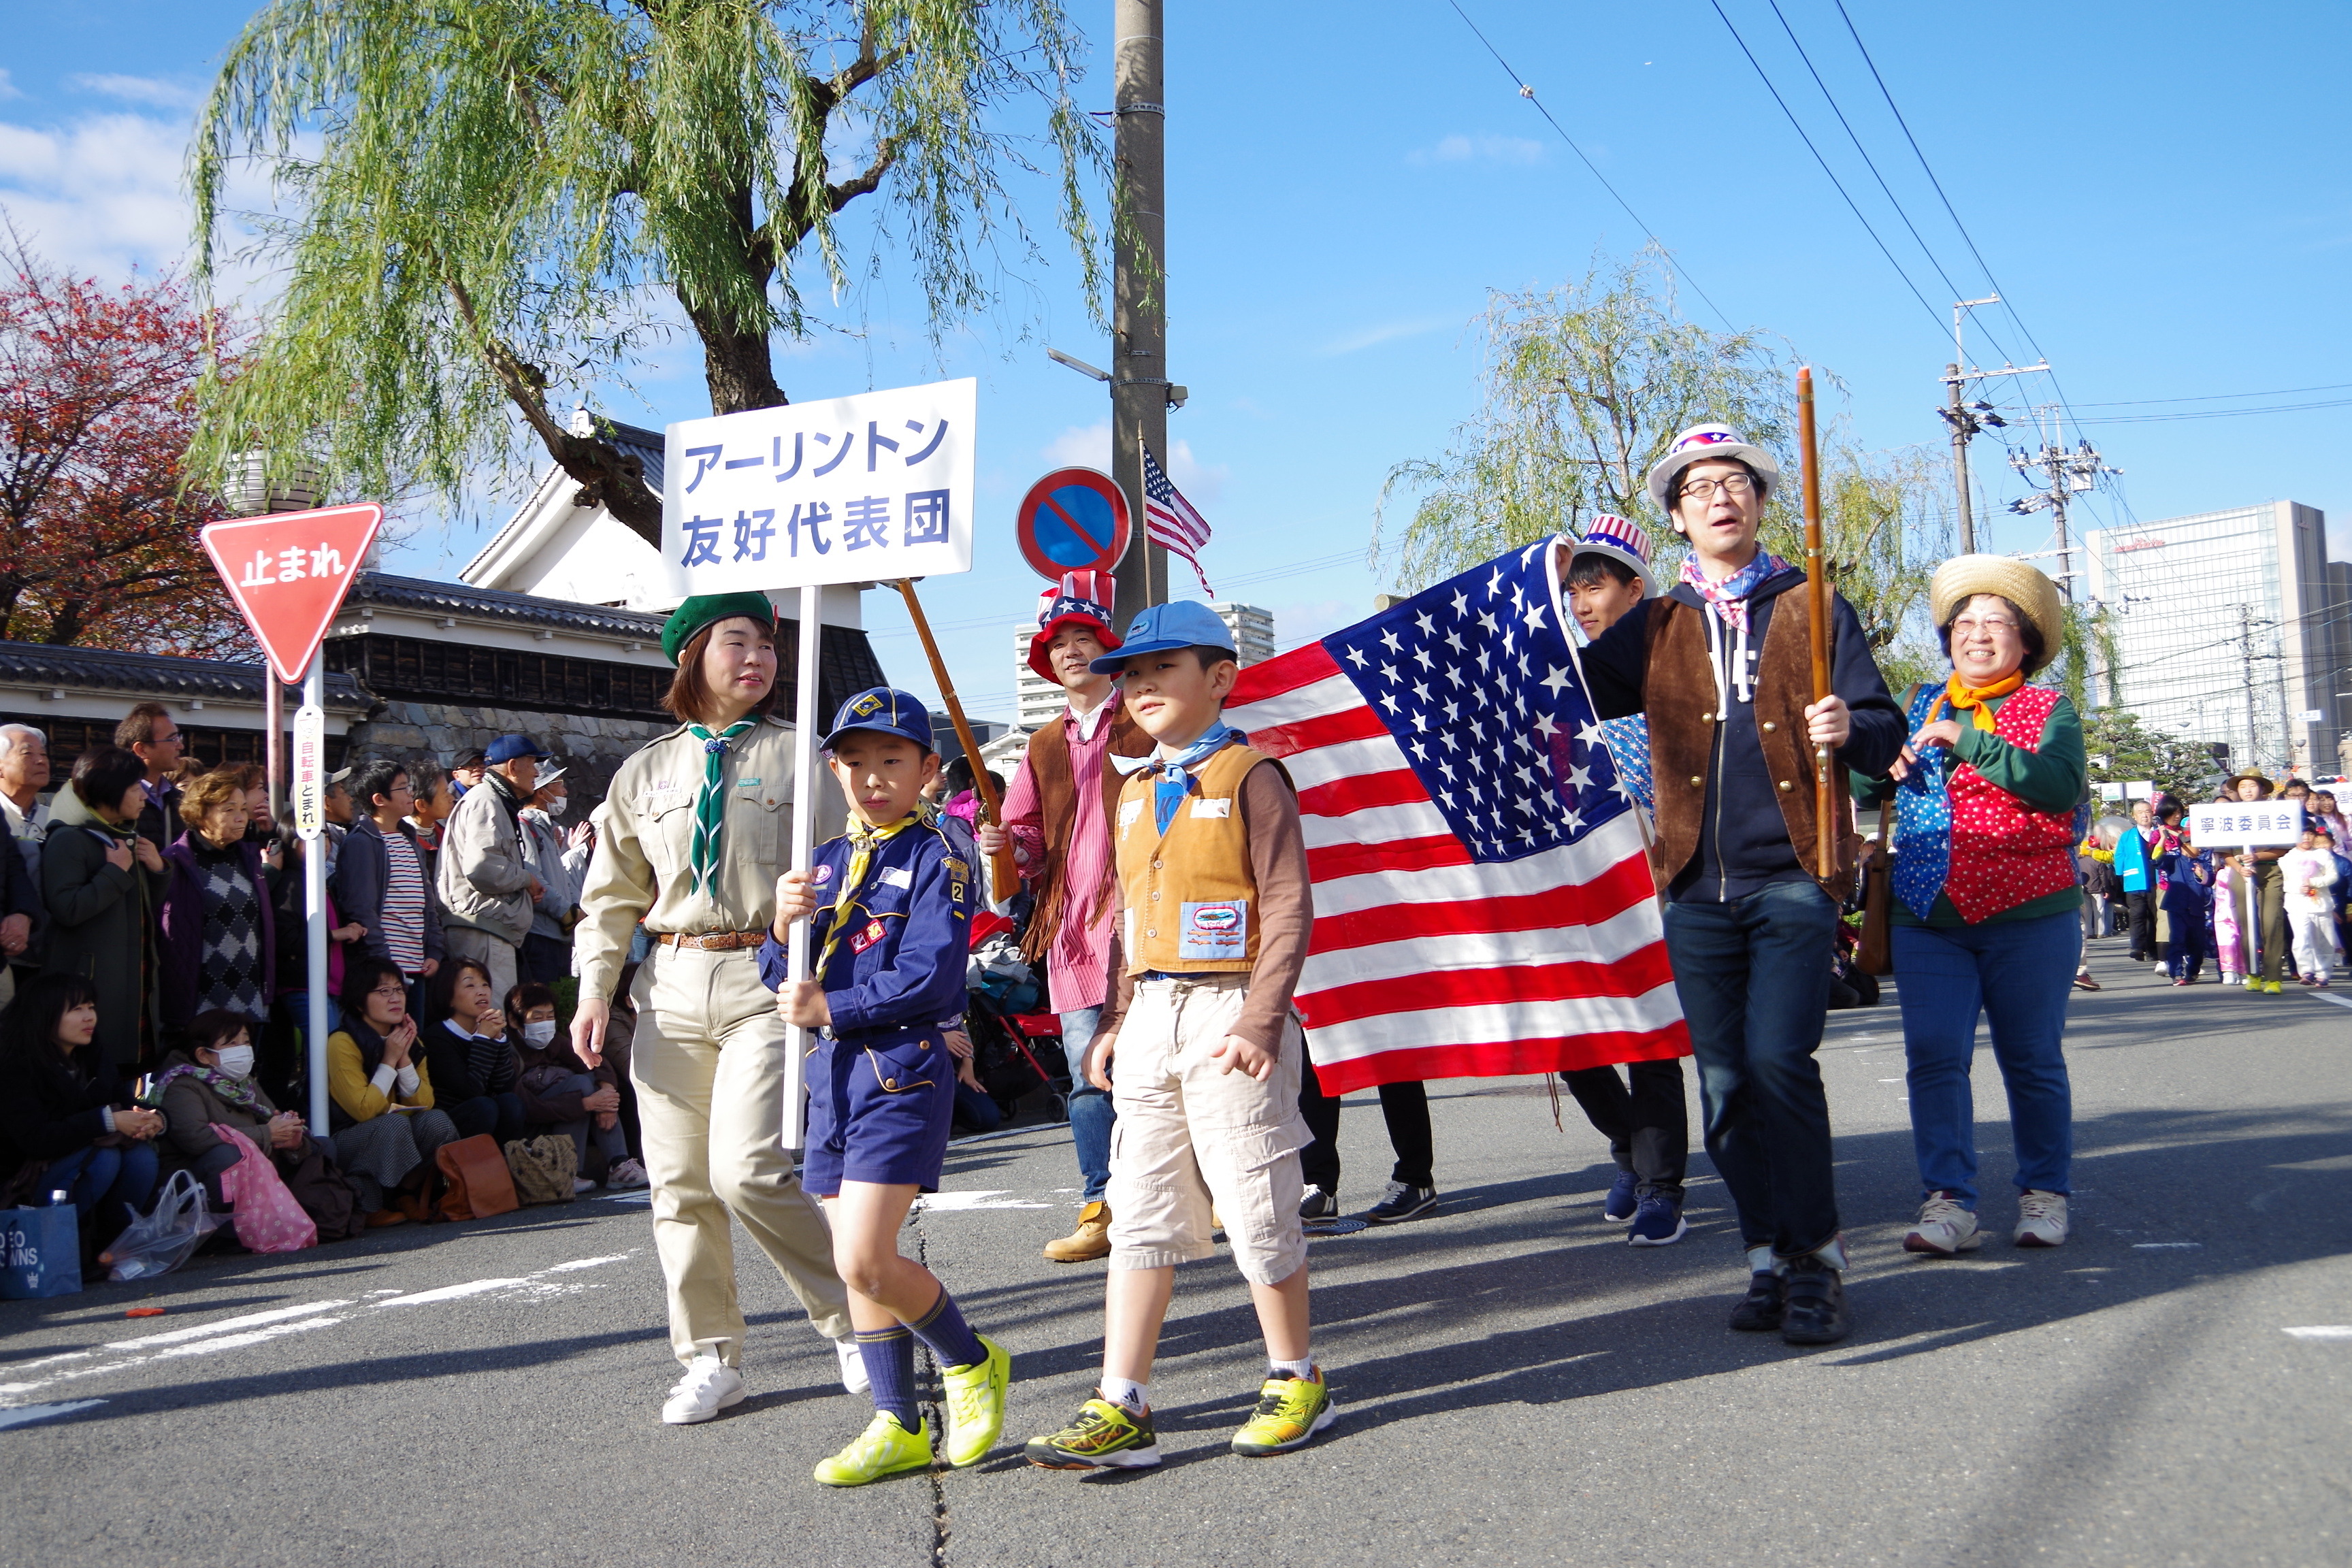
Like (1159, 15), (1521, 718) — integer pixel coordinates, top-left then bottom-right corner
(801, 1028), (956, 1196)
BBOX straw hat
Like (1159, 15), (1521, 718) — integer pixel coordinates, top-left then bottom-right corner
(1928, 555), (2063, 674)
(2221, 770), (2272, 798)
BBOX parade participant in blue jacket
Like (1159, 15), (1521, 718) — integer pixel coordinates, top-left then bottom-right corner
(2113, 798), (2160, 964)
(763, 688), (1007, 1488)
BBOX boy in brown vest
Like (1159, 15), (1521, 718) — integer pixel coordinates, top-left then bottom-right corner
(1024, 602), (1330, 1469)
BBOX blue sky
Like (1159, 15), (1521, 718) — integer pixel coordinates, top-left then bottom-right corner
(6, 3), (2349, 723)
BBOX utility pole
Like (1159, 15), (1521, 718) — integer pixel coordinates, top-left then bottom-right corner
(1936, 295), (2040, 556)
(2006, 406), (2117, 604)
(1110, 0), (1171, 633)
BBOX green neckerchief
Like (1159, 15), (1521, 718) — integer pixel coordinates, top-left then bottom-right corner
(685, 720), (755, 898)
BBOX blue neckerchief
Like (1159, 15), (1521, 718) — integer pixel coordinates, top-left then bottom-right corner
(1112, 721), (1240, 833)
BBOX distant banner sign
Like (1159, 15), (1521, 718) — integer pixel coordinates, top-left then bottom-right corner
(661, 377), (976, 595)
(2189, 800), (2305, 849)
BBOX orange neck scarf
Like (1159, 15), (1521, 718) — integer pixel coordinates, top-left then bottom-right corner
(1927, 669), (2025, 732)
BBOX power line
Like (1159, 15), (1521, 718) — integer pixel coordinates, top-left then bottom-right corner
(1708, 0), (1947, 336)
(2075, 379), (2352, 408)
(1443, 0), (1738, 331)
(2070, 397), (2352, 426)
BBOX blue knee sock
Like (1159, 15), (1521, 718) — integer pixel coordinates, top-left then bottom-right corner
(855, 1326), (919, 1431)
(907, 1286), (987, 1371)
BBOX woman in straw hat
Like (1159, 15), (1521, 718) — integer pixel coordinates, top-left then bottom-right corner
(1853, 556), (2087, 1256)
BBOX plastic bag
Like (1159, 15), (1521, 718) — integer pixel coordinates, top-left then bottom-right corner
(105, 1169), (224, 1282)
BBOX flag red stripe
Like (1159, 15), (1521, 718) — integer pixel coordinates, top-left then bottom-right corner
(1304, 834), (1471, 881)
(1299, 946), (1679, 1030)
(1295, 768), (1430, 817)
(1309, 1024), (1693, 1094)
(1230, 643), (1341, 708)
(1307, 856), (1656, 953)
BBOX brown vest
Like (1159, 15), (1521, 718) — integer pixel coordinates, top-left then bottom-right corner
(1114, 744), (1285, 975)
(1016, 701), (1156, 966)
(1645, 595), (1861, 896)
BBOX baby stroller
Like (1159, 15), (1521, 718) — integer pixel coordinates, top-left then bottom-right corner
(964, 913), (1074, 1122)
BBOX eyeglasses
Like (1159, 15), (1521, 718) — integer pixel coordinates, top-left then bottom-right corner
(1678, 473), (1757, 500)
(369, 985), (406, 1000)
(1951, 617), (2021, 636)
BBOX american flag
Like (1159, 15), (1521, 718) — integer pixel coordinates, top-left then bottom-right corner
(1227, 540), (1689, 1094)
(1141, 442), (1213, 595)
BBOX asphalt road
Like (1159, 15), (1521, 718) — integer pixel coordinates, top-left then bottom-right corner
(4, 939), (2348, 1567)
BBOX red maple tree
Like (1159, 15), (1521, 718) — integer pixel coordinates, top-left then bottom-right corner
(0, 238), (255, 657)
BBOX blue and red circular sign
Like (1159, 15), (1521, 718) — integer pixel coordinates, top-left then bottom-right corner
(1015, 467), (1131, 583)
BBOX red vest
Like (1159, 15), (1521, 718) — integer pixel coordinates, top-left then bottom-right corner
(1942, 685), (2079, 924)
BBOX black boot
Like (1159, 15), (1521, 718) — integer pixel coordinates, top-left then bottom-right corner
(1728, 1270), (1786, 1332)
(1780, 1253), (1851, 1345)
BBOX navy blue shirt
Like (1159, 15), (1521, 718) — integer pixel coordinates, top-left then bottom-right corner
(757, 814), (973, 1040)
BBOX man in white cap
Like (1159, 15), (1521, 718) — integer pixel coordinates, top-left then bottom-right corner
(1575, 425), (1904, 1347)
(979, 572), (1154, 1262)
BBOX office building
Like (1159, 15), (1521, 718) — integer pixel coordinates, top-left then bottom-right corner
(1012, 600), (1277, 731)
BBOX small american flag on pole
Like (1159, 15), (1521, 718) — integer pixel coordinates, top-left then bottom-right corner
(1226, 539), (1688, 1094)
(1141, 441), (1213, 595)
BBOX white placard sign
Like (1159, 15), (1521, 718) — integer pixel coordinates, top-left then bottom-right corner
(661, 376), (977, 594)
(291, 703), (326, 842)
(2189, 800), (2306, 849)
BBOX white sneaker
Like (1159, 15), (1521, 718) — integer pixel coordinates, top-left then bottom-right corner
(572, 1177), (598, 1195)
(2014, 1190), (2070, 1248)
(836, 1335), (870, 1395)
(607, 1158), (650, 1190)
(662, 1354), (747, 1424)
(1903, 1192), (1982, 1256)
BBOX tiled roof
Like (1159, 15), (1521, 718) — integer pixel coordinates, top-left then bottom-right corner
(0, 640), (374, 710)
(592, 415), (668, 493)
(343, 573), (666, 639)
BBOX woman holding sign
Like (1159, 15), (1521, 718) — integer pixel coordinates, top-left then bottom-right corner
(570, 595), (858, 1425)
(2220, 772), (2293, 994)
(1853, 557), (2087, 1256)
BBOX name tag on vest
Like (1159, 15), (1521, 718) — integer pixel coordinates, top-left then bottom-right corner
(1119, 800), (1142, 828)
(1180, 900), (1248, 961)
(1189, 797), (1230, 819)
(879, 866), (913, 888)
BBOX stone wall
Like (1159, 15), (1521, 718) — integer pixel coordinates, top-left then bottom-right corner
(342, 698), (674, 822)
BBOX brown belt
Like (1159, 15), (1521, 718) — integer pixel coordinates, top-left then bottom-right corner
(653, 930), (769, 952)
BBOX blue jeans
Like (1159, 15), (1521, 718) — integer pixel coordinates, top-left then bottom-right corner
(1060, 1006), (1115, 1203)
(1892, 911), (2079, 1207)
(1663, 881), (1842, 1260)
(44, 1141), (161, 1229)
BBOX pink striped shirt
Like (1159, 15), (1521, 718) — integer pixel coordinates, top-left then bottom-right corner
(1004, 699), (1121, 1013)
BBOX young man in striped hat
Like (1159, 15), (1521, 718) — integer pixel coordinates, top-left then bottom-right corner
(979, 572), (1155, 1261)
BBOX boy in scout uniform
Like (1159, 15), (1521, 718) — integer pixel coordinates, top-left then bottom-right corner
(570, 594), (857, 1426)
(1025, 601), (1332, 1471)
(767, 688), (1010, 1486)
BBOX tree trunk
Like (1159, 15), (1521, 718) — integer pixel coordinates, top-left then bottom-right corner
(689, 306), (786, 415)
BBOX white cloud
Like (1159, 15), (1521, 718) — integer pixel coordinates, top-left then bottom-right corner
(1041, 421), (1227, 506)
(67, 74), (207, 111)
(1318, 315), (1454, 357)
(1407, 133), (1545, 167)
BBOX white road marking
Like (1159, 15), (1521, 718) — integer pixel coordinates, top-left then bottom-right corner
(374, 1278), (529, 1307)
(109, 1300), (357, 1350)
(2283, 1325), (2352, 1340)
(543, 1254), (631, 1272)
(3, 1352), (93, 1373)
(152, 1317), (348, 1358)
(2308, 990), (2352, 1011)
(0, 1400), (105, 1430)
(2133, 1242), (2202, 1250)
(912, 1190), (1054, 1211)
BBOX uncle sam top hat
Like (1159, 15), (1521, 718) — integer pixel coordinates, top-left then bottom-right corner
(1028, 570), (1122, 681)
(1569, 514), (1658, 595)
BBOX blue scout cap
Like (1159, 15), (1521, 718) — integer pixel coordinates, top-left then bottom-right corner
(484, 734), (549, 764)
(1087, 600), (1235, 672)
(821, 687), (936, 753)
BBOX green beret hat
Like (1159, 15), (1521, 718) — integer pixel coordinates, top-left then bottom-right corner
(661, 593), (778, 666)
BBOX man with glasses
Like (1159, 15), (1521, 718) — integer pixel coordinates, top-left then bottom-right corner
(116, 702), (186, 856)
(1577, 424), (1904, 1347)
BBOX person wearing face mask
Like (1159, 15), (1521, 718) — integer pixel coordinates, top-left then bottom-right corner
(508, 982), (644, 1190)
(519, 768), (587, 985)
(155, 1009), (312, 1211)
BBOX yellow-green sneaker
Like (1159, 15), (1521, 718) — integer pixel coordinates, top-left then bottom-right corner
(940, 1335), (1011, 1467)
(1230, 1369), (1336, 1457)
(1024, 1396), (1162, 1469)
(813, 1411), (932, 1486)
(2265, 980), (2285, 994)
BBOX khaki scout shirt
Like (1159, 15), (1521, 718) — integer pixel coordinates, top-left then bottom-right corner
(575, 715), (845, 1002)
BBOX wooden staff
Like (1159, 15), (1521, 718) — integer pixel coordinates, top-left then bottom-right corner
(892, 578), (1021, 896)
(1797, 365), (1837, 881)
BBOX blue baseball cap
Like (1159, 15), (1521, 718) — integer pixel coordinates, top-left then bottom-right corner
(1087, 601), (1235, 673)
(483, 734), (549, 764)
(820, 687), (936, 753)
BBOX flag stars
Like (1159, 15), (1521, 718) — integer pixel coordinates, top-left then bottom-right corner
(1541, 666), (1573, 698)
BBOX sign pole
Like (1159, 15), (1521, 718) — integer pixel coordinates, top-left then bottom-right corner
(781, 587), (823, 1152)
(301, 657), (330, 1135)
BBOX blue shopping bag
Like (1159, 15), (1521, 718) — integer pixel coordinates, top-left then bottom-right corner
(1, 1204), (82, 1298)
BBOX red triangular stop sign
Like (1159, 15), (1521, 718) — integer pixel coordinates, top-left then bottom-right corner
(200, 504), (385, 684)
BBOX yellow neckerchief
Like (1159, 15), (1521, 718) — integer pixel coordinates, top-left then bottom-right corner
(1925, 668), (2026, 733)
(815, 812), (921, 973)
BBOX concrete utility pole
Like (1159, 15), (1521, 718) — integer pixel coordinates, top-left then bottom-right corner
(2006, 406), (2117, 605)
(1936, 295), (2042, 557)
(1110, 0), (1171, 633)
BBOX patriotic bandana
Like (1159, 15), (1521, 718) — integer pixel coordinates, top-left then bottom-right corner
(1678, 549), (1793, 634)
(686, 720), (754, 897)
(1113, 721), (1242, 833)
(815, 813), (920, 972)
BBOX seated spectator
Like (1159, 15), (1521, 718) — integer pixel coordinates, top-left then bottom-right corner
(327, 955), (458, 1225)
(42, 745), (166, 1069)
(159, 769), (279, 1035)
(423, 959), (525, 1145)
(506, 981), (642, 1190)
(0, 974), (163, 1262)
(156, 1007), (312, 1207)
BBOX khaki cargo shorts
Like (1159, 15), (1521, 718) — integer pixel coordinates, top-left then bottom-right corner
(1105, 972), (1313, 1286)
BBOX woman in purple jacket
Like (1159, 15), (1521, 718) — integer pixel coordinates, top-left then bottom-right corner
(157, 769), (278, 1032)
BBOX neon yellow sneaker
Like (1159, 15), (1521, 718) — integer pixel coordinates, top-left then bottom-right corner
(1230, 1369), (1337, 1456)
(1024, 1396), (1162, 1469)
(940, 1335), (1011, 1467)
(813, 1411), (932, 1486)
(2265, 980), (2285, 994)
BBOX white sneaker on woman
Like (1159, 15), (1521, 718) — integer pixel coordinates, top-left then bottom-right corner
(662, 1354), (747, 1424)
(836, 1335), (870, 1394)
(1903, 1192), (1982, 1256)
(2014, 1190), (2070, 1248)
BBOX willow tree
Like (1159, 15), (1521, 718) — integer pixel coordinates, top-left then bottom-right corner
(187, 0), (1106, 539)
(1376, 247), (1946, 677)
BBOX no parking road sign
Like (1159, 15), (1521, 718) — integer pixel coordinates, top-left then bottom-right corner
(1016, 467), (1130, 583)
